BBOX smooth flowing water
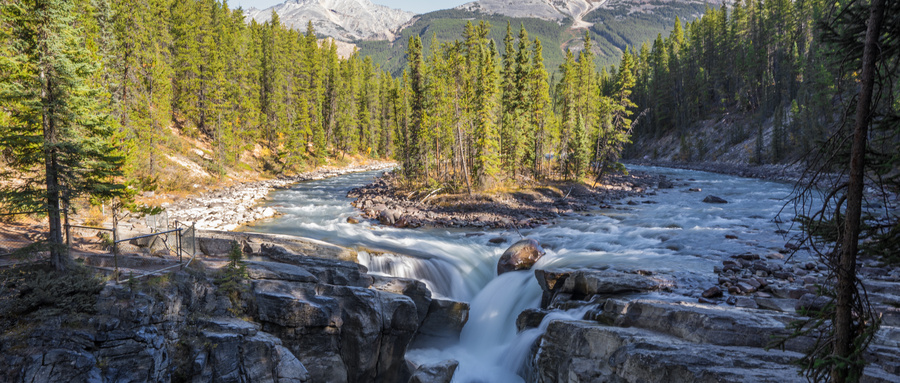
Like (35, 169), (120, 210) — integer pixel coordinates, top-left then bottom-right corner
(246, 165), (811, 382)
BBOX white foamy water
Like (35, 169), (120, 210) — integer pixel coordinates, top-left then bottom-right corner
(246, 165), (812, 382)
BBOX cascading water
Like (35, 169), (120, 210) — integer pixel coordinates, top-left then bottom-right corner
(245, 165), (811, 382)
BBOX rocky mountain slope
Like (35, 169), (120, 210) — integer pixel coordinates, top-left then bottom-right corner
(356, 1), (711, 75)
(245, 0), (415, 41)
(248, 0), (725, 74)
(457, 0), (602, 27)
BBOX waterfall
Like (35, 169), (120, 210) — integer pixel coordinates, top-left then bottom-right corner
(247, 166), (810, 382)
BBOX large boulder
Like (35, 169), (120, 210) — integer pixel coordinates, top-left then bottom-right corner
(593, 299), (814, 352)
(190, 321), (310, 383)
(535, 268), (675, 308)
(199, 236), (234, 255)
(497, 239), (545, 275)
(246, 261), (318, 283)
(197, 230), (358, 262)
(528, 320), (806, 383)
(408, 359), (458, 383)
(410, 299), (470, 349)
(251, 278), (419, 383)
(370, 275), (432, 325)
(702, 195), (728, 204)
(0, 254), (429, 383)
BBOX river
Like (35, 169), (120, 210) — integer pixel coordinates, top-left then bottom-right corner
(245, 165), (812, 382)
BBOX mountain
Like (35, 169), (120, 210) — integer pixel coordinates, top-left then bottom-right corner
(456, 0), (731, 23)
(245, 0), (416, 41)
(456, 0), (601, 27)
(245, 0), (725, 75)
(355, 0), (712, 76)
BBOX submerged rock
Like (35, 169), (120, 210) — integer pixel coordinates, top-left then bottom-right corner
(408, 359), (458, 383)
(658, 176), (675, 189)
(410, 299), (470, 349)
(488, 236), (507, 244)
(702, 286), (723, 298)
(702, 195), (728, 203)
(516, 308), (551, 332)
(497, 239), (545, 275)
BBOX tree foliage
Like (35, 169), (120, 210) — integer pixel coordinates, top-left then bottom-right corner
(0, 0), (127, 269)
(389, 21), (638, 190)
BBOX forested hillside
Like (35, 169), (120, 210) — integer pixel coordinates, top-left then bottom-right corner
(622, 0), (898, 166)
(1, 0), (643, 199)
(1, 0), (408, 194)
(356, 4), (710, 76)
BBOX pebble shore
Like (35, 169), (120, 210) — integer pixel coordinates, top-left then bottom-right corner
(164, 162), (397, 230)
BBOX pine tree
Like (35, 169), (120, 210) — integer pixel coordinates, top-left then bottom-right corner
(0, 0), (126, 270)
(301, 21), (326, 160)
(511, 24), (532, 178)
(567, 112), (590, 179)
(499, 21), (516, 175)
(529, 38), (552, 177)
(557, 49), (577, 178)
(405, 35), (426, 181)
(170, 0), (203, 136)
(597, 49), (637, 176)
(472, 39), (500, 189)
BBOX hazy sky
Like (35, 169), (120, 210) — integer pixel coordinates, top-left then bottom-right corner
(228, 0), (471, 14)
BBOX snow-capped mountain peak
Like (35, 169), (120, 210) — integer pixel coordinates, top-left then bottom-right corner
(245, 0), (416, 41)
(456, 0), (603, 27)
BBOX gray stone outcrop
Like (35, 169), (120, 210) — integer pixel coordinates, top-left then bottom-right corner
(0, 245), (464, 383)
(526, 267), (900, 383)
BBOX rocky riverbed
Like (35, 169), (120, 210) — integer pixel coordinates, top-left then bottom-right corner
(9, 161), (896, 383)
(162, 162), (396, 231)
(518, 265), (900, 382)
(347, 170), (666, 229)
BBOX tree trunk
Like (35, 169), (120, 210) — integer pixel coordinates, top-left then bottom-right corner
(41, 63), (67, 271)
(833, 0), (885, 380)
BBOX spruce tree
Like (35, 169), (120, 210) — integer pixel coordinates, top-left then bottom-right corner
(557, 49), (577, 178)
(472, 39), (500, 188)
(529, 38), (552, 177)
(0, 0), (126, 270)
(499, 21), (516, 175)
(405, 35), (426, 181)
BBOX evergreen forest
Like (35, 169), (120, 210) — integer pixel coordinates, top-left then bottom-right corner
(0, 0), (643, 196)
(1, 0), (899, 380)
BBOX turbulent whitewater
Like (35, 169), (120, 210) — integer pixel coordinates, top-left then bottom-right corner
(248, 165), (810, 382)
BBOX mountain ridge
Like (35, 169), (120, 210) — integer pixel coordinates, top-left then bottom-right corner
(245, 0), (416, 41)
(456, 0), (603, 27)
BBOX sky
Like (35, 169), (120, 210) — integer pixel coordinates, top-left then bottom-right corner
(228, 0), (471, 14)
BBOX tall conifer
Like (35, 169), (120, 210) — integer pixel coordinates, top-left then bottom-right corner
(0, 0), (126, 270)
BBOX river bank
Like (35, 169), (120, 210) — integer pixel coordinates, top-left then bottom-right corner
(346, 170), (671, 229)
(627, 159), (807, 183)
(163, 161), (396, 231)
(4, 163), (899, 382)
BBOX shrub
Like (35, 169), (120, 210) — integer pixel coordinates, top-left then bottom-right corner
(216, 241), (248, 314)
(0, 264), (104, 330)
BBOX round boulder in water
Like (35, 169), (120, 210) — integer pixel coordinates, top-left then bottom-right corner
(497, 238), (545, 275)
(702, 195), (728, 204)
